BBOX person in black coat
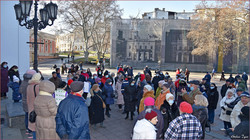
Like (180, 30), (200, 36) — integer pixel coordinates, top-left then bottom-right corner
(8, 65), (20, 82)
(160, 94), (179, 136)
(152, 72), (161, 94)
(226, 106), (249, 139)
(89, 84), (105, 127)
(220, 79), (230, 98)
(207, 83), (219, 124)
(124, 80), (137, 120)
(228, 74), (235, 84)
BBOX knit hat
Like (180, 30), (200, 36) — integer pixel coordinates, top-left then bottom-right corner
(70, 81), (84, 92)
(144, 97), (155, 106)
(241, 106), (249, 119)
(92, 84), (99, 91)
(39, 80), (55, 94)
(166, 93), (174, 101)
(29, 73), (41, 84)
(144, 85), (152, 91)
(179, 101), (193, 114)
(13, 75), (19, 83)
(240, 92), (249, 98)
(26, 69), (36, 75)
(236, 87), (244, 92)
(68, 79), (73, 86)
(145, 110), (157, 120)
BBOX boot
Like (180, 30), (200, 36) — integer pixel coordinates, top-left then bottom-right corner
(125, 112), (129, 120)
(130, 112), (134, 120)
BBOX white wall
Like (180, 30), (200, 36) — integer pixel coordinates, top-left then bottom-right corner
(1, 1), (30, 77)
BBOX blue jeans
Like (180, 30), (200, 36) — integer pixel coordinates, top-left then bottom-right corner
(33, 131), (36, 140)
(208, 109), (215, 124)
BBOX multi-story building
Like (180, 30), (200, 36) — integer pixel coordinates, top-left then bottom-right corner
(142, 8), (194, 20)
(29, 31), (57, 62)
(56, 32), (84, 52)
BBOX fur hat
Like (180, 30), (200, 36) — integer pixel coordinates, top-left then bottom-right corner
(179, 101), (193, 114)
(144, 97), (155, 106)
(70, 81), (84, 92)
(145, 110), (157, 120)
(29, 73), (41, 84)
(144, 85), (152, 91)
(39, 80), (55, 94)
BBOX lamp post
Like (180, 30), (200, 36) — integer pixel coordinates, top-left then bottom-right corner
(14, 0), (58, 71)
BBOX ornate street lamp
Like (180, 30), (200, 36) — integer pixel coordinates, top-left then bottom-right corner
(14, 0), (58, 71)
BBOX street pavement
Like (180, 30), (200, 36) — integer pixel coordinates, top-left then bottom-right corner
(1, 57), (249, 139)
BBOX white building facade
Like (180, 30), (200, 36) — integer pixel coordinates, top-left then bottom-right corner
(1, 1), (30, 76)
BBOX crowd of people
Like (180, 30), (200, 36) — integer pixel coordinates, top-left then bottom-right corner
(1, 61), (249, 139)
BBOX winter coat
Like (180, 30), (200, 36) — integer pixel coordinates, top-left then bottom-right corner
(136, 106), (164, 139)
(19, 73), (33, 112)
(89, 90), (105, 125)
(230, 101), (250, 128)
(152, 76), (161, 93)
(49, 77), (62, 89)
(155, 90), (171, 110)
(160, 100), (179, 135)
(101, 77), (109, 85)
(238, 81), (246, 91)
(219, 91), (236, 122)
(1, 66), (9, 93)
(34, 91), (59, 140)
(56, 94), (90, 139)
(139, 90), (155, 113)
(182, 88), (202, 105)
(8, 82), (22, 101)
(116, 80), (124, 105)
(192, 105), (208, 139)
(132, 119), (157, 140)
(136, 80), (147, 107)
(220, 84), (229, 98)
(102, 82), (114, 105)
(124, 84), (137, 112)
(127, 68), (133, 77)
(242, 74), (248, 82)
(27, 83), (40, 131)
(145, 75), (152, 83)
(207, 87), (219, 109)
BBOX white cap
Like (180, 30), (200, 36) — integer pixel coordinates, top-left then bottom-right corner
(144, 85), (152, 91)
(166, 93), (174, 101)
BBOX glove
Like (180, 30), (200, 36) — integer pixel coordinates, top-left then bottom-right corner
(221, 106), (226, 111)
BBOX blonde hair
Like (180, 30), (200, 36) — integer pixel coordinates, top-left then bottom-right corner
(195, 95), (208, 107)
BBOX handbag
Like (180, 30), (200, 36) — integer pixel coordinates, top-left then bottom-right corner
(29, 85), (37, 123)
(96, 94), (106, 109)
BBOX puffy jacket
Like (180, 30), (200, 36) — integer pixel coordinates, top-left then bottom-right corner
(8, 82), (22, 101)
(238, 81), (246, 91)
(56, 94), (90, 139)
(192, 105), (208, 139)
(102, 82), (114, 105)
(219, 90), (236, 122)
(132, 119), (157, 140)
(230, 101), (250, 128)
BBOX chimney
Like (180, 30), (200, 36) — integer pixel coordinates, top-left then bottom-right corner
(163, 8), (165, 11)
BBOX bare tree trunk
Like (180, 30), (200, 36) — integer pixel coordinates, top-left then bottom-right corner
(84, 51), (89, 63)
(97, 52), (101, 61)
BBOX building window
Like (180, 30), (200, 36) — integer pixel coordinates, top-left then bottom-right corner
(50, 42), (53, 53)
(140, 46), (142, 49)
(151, 46), (153, 49)
(145, 46), (147, 49)
(80, 46), (83, 50)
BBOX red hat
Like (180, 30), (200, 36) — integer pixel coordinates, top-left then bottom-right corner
(68, 79), (73, 86)
(180, 101), (193, 114)
(145, 110), (157, 120)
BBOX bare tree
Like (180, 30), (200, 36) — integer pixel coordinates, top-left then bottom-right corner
(58, 0), (122, 63)
(187, 0), (249, 56)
